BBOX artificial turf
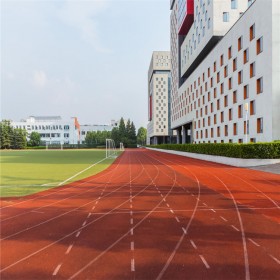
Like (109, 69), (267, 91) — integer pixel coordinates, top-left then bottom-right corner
(0, 149), (119, 197)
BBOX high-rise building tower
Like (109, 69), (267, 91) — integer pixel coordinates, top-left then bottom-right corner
(170, 0), (280, 143)
(147, 51), (173, 145)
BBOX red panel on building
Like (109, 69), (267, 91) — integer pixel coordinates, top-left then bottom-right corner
(178, 0), (194, 35)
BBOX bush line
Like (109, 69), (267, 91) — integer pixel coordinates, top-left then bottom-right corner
(149, 143), (280, 159)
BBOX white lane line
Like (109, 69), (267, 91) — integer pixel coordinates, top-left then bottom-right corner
(269, 255), (280, 265)
(130, 204), (132, 209)
(76, 231), (81, 238)
(130, 211), (133, 216)
(87, 213), (91, 218)
(170, 209), (174, 214)
(31, 210), (44, 214)
(196, 198), (200, 201)
(82, 221), (87, 226)
(131, 259), (135, 272)
(92, 206), (95, 210)
(95, 201), (98, 205)
(190, 240), (197, 250)
(130, 228), (134, 236)
(58, 157), (108, 186)
(203, 203), (207, 207)
(210, 209), (216, 213)
(166, 203), (170, 208)
(66, 244), (74, 255)
(191, 194), (194, 197)
(248, 238), (260, 247)
(98, 197), (101, 200)
(130, 199), (132, 203)
(220, 216), (228, 222)
(130, 218), (133, 225)
(231, 225), (240, 232)
(199, 255), (210, 269)
(175, 217), (180, 223)
(182, 227), (187, 234)
(161, 194), (163, 197)
(131, 242), (134, 251)
(53, 263), (62, 275)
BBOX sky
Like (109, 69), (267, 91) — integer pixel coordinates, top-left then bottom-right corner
(1, 0), (170, 130)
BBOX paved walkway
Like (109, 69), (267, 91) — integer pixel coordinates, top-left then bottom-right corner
(249, 163), (280, 175)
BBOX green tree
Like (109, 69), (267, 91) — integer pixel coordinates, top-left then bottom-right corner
(11, 128), (27, 149)
(111, 127), (120, 147)
(0, 120), (13, 149)
(29, 131), (41, 147)
(137, 127), (147, 146)
(130, 122), (137, 144)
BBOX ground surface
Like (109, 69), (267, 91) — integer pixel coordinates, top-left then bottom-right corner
(0, 148), (279, 279)
(0, 150), (117, 197)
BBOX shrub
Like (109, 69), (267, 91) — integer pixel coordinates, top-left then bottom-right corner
(149, 143), (280, 159)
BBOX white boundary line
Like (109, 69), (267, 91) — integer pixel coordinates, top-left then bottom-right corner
(58, 158), (108, 186)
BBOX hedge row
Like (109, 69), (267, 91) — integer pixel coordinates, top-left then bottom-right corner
(149, 143), (280, 159)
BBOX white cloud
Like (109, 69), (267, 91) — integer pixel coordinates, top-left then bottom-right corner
(32, 70), (48, 88)
(57, 0), (111, 53)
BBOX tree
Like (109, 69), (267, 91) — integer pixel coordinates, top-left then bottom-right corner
(130, 122), (137, 144)
(137, 127), (147, 146)
(29, 132), (41, 147)
(12, 128), (27, 149)
(0, 120), (13, 149)
(111, 127), (120, 147)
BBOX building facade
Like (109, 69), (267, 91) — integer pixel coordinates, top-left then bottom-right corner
(80, 123), (117, 143)
(170, 0), (280, 143)
(147, 51), (173, 145)
(11, 116), (80, 145)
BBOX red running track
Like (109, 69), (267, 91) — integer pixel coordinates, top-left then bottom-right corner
(0, 149), (280, 279)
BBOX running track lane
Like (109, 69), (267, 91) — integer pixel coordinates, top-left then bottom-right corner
(0, 149), (279, 279)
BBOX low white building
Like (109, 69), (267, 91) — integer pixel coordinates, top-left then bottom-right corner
(80, 123), (117, 143)
(11, 116), (80, 145)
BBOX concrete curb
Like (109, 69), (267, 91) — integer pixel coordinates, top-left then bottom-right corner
(146, 147), (280, 167)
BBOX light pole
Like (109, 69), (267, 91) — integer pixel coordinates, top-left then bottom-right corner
(244, 102), (249, 144)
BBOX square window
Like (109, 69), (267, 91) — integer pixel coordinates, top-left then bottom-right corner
(244, 85), (249, 99)
(231, 0), (237, 9)
(256, 77), (263, 94)
(238, 36), (243, 51)
(250, 62), (255, 78)
(250, 24), (255, 41)
(257, 117), (263, 133)
(256, 37), (263, 54)
(223, 12), (229, 22)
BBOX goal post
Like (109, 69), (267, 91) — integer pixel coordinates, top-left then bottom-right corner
(106, 139), (117, 158)
(119, 142), (124, 151)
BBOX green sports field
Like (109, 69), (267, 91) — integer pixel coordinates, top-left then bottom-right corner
(0, 149), (120, 198)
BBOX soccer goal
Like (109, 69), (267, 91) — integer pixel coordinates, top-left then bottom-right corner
(119, 142), (124, 151)
(106, 139), (117, 158)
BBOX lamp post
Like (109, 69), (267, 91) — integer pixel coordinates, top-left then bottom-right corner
(244, 102), (249, 143)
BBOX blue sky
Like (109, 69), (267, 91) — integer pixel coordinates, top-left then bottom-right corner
(1, 0), (170, 129)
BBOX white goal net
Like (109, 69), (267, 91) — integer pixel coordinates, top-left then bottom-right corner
(106, 139), (117, 158)
(119, 142), (124, 151)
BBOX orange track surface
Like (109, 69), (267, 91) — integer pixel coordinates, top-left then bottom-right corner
(1, 149), (279, 279)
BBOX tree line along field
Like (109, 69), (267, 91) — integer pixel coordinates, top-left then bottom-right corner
(0, 150), (119, 197)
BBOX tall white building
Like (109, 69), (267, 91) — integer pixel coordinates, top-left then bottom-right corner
(170, 0), (280, 143)
(147, 51), (173, 145)
(11, 116), (80, 145)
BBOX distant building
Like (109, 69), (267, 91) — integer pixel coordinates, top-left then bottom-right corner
(170, 0), (280, 143)
(11, 116), (80, 145)
(147, 51), (174, 145)
(80, 123), (117, 143)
